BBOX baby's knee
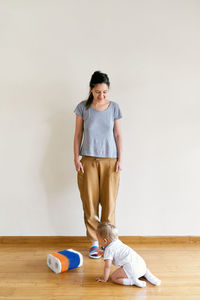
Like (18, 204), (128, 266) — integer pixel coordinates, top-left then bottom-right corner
(110, 272), (115, 282)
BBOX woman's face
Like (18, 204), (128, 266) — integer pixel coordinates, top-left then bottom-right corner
(91, 83), (109, 102)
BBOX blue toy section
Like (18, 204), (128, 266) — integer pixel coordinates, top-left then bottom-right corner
(58, 250), (80, 270)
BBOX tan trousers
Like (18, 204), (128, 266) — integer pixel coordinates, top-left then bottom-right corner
(77, 156), (120, 241)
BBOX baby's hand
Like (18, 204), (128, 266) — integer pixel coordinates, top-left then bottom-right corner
(96, 249), (104, 256)
(96, 276), (106, 282)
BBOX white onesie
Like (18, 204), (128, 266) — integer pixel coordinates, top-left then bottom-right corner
(103, 239), (147, 279)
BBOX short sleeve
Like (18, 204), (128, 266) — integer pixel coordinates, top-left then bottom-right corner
(74, 102), (84, 118)
(104, 247), (113, 261)
(114, 103), (122, 120)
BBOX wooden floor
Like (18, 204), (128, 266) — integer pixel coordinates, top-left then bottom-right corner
(0, 237), (200, 300)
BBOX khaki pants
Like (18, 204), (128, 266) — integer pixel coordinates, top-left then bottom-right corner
(77, 156), (120, 241)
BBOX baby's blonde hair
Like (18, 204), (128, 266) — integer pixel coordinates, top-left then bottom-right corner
(97, 222), (118, 242)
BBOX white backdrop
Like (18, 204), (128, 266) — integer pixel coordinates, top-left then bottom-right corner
(1, 0), (200, 236)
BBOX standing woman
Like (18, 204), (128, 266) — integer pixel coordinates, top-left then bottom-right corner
(73, 71), (123, 258)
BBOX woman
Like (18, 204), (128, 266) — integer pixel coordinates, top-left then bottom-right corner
(73, 71), (123, 258)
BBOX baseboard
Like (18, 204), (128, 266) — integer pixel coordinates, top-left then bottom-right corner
(120, 236), (200, 244)
(0, 236), (88, 244)
(0, 236), (200, 244)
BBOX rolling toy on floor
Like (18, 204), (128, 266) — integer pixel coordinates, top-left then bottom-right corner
(47, 249), (83, 274)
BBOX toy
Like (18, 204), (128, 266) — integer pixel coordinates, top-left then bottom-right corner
(47, 249), (83, 274)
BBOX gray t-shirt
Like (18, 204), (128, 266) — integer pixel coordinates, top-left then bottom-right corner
(74, 100), (122, 158)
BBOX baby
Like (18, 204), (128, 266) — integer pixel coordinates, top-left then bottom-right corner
(96, 222), (161, 287)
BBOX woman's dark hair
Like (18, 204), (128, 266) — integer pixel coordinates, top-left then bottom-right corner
(85, 71), (110, 109)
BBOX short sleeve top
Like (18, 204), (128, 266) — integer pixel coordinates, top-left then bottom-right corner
(104, 239), (144, 267)
(74, 100), (122, 158)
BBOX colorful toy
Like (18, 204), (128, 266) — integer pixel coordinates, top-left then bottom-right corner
(47, 249), (83, 274)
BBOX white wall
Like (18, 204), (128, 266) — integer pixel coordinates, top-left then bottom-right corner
(1, 0), (200, 236)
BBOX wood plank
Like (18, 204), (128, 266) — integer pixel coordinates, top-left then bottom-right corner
(0, 240), (200, 299)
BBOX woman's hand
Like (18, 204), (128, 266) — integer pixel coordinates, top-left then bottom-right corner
(116, 160), (123, 172)
(74, 159), (84, 173)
